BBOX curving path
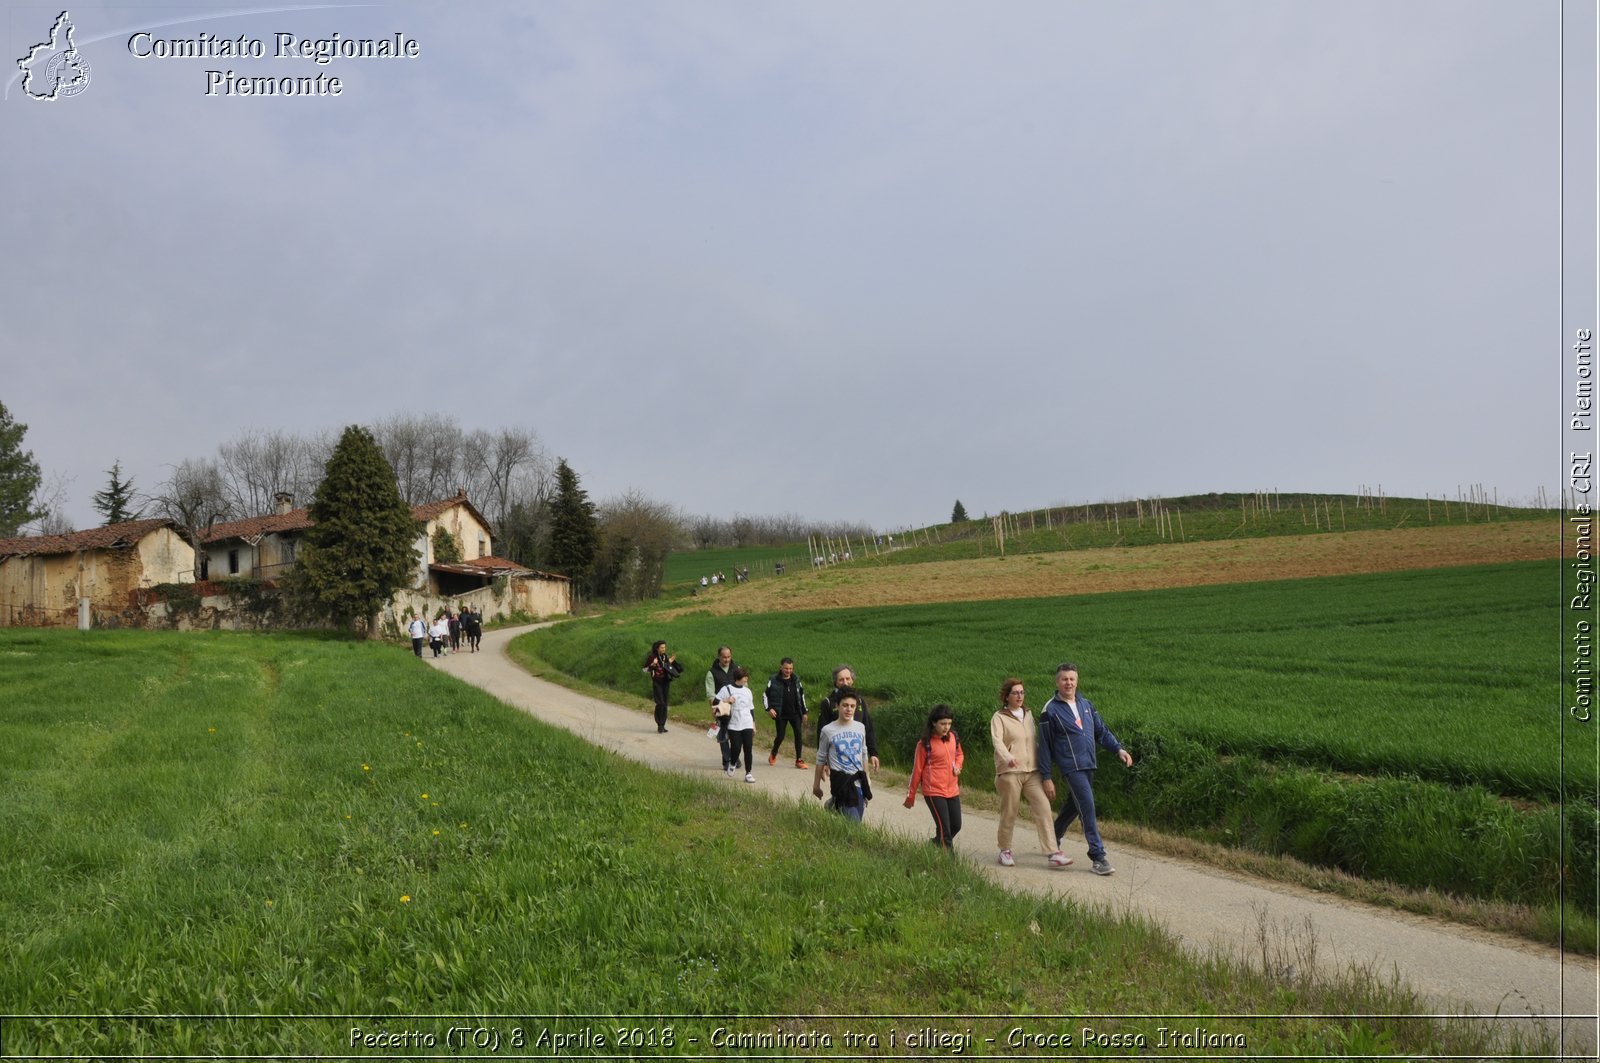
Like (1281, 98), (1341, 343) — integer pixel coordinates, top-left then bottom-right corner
(428, 624), (1596, 1055)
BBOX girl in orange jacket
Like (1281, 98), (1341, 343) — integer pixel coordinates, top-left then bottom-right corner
(904, 704), (964, 848)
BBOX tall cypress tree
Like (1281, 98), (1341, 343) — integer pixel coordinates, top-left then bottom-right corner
(91, 460), (142, 525)
(0, 400), (43, 537)
(292, 425), (418, 635)
(546, 458), (598, 590)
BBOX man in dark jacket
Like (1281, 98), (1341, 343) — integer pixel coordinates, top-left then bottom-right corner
(705, 645), (738, 771)
(1037, 662), (1134, 876)
(764, 657), (809, 768)
(816, 664), (879, 771)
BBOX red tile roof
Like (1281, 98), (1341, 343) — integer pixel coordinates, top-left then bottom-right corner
(201, 507), (313, 544)
(0, 518), (177, 558)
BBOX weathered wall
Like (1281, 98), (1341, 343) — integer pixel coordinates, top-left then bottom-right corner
(0, 529), (194, 628)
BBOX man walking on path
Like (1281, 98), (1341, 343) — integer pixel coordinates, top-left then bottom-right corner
(705, 646), (738, 771)
(764, 657), (809, 768)
(813, 688), (870, 822)
(1038, 662), (1134, 876)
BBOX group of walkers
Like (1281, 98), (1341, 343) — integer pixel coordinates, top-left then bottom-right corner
(408, 607), (483, 658)
(644, 642), (1135, 875)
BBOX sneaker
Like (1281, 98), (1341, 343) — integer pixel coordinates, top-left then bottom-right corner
(794, 759), (808, 769)
(1048, 851), (1073, 868)
(768, 753), (777, 766)
(725, 766), (735, 777)
(744, 772), (755, 784)
(998, 849), (1015, 867)
(1091, 859), (1115, 876)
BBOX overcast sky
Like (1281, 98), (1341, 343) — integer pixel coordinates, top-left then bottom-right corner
(2, 1), (1582, 532)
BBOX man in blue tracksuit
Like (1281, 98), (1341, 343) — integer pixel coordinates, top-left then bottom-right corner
(1037, 662), (1134, 876)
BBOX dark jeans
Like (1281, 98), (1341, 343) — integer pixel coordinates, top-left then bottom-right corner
(924, 794), (962, 848)
(411, 637), (424, 657)
(652, 679), (671, 730)
(729, 728), (753, 772)
(1053, 769), (1105, 861)
(716, 716), (733, 767)
(770, 714), (805, 760)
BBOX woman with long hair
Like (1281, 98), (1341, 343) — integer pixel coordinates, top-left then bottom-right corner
(904, 703), (964, 848)
(642, 639), (682, 733)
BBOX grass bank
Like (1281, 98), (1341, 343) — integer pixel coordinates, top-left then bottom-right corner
(0, 629), (1555, 1057)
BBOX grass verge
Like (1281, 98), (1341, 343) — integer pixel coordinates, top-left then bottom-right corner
(0, 629), (1562, 1057)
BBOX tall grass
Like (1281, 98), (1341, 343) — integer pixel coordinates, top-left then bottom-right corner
(0, 630), (1556, 1058)
(521, 561), (1597, 931)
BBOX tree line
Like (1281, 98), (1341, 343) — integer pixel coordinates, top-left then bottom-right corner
(0, 403), (876, 608)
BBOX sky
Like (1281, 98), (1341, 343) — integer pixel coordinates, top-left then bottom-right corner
(2, 1), (1589, 533)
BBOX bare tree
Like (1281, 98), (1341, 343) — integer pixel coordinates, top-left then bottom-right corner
(372, 413), (466, 504)
(151, 459), (230, 578)
(218, 428), (328, 515)
(463, 426), (550, 528)
(595, 489), (683, 601)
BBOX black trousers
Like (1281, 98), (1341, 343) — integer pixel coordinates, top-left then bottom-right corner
(924, 794), (962, 847)
(770, 713), (805, 759)
(652, 679), (671, 730)
(729, 728), (753, 771)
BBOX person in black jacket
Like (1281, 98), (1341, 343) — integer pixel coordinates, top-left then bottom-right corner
(704, 645), (738, 770)
(643, 640), (683, 733)
(764, 657), (809, 768)
(815, 664), (879, 771)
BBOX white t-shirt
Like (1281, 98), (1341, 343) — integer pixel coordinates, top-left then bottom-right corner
(716, 684), (756, 731)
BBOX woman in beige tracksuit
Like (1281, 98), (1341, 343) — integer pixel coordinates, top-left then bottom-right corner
(990, 677), (1072, 869)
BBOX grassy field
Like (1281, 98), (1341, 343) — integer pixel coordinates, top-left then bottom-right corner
(2, 629), (1546, 1057)
(521, 560), (1596, 940)
(662, 544), (808, 585)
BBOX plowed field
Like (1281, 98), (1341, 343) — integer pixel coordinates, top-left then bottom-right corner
(675, 519), (1562, 614)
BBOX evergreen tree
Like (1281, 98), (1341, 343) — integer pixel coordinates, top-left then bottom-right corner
(91, 460), (142, 525)
(0, 400), (44, 537)
(290, 425), (418, 635)
(546, 458), (598, 589)
(951, 499), (969, 523)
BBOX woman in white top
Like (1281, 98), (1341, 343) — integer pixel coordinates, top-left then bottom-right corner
(716, 666), (758, 782)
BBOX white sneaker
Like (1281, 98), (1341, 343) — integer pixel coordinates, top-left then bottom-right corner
(998, 849), (1015, 867)
(744, 772), (755, 783)
(725, 766), (735, 777)
(1048, 851), (1073, 868)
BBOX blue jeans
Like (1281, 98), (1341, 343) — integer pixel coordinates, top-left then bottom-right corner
(1053, 769), (1105, 862)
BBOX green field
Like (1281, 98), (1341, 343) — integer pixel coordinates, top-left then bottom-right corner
(662, 544), (808, 585)
(523, 560), (1596, 930)
(3, 630), (1536, 1057)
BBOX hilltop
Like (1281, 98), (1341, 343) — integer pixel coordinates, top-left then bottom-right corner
(667, 519), (1559, 615)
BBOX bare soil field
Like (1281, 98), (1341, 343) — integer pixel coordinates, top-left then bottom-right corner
(678, 520), (1561, 615)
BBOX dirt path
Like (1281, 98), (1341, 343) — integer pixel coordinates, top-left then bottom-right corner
(429, 626), (1595, 1055)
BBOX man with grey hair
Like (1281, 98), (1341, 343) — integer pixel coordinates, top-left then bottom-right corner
(816, 664), (879, 771)
(1038, 661), (1134, 876)
(705, 645), (738, 772)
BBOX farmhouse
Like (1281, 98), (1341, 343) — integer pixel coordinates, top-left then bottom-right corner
(0, 518), (195, 628)
(0, 490), (570, 629)
(200, 492), (309, 581)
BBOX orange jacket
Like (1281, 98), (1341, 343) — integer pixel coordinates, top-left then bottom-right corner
(906, 731), (964, 800)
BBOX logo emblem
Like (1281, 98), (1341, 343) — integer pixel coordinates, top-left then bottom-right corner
(17, 11), (91, 100)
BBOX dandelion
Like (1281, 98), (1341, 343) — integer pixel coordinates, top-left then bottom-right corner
(208, 727), (216, 733)
(265, 899), (275, 908)
(400, 895), (411, 904)
(362, 764), (370, 772)
(420, 793), (429, 800)
(432, 830), (441, 837)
